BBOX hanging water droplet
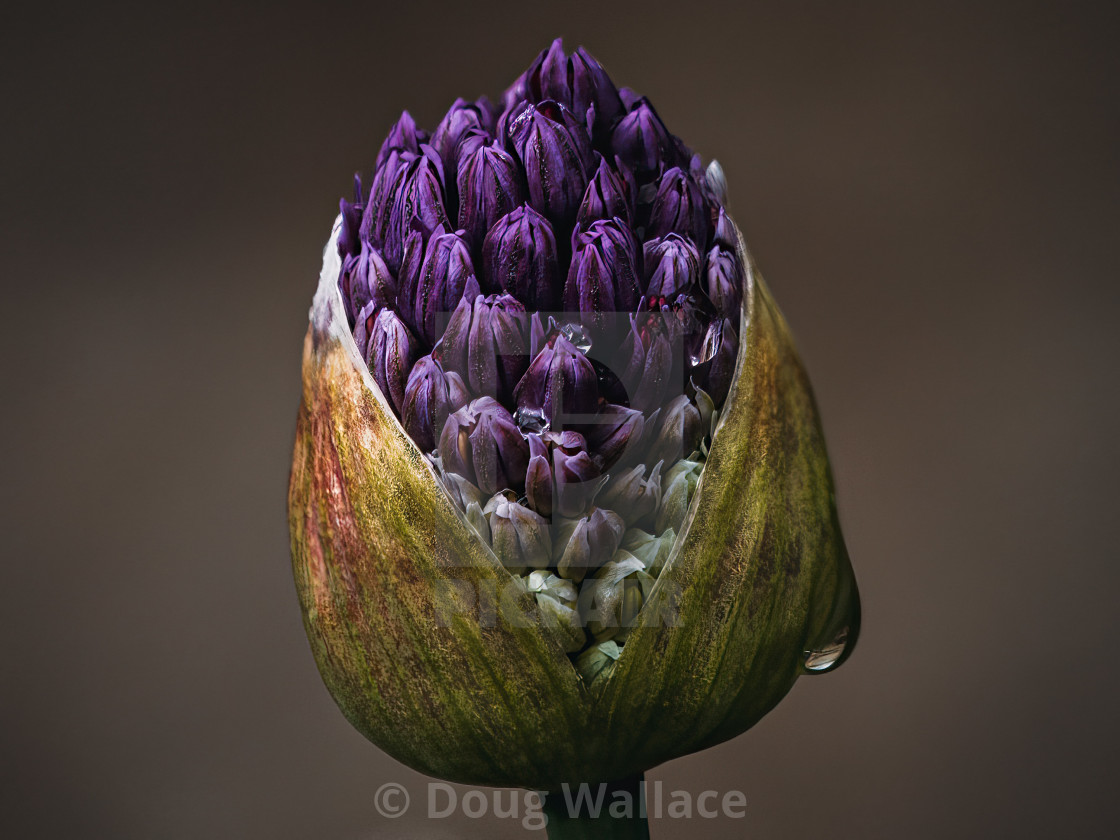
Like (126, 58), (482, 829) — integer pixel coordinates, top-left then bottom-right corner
(802, 626), (850, 674)
(514, 406), (550, 434)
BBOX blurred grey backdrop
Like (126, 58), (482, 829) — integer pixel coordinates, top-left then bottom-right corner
(2, 0), (1117, 837)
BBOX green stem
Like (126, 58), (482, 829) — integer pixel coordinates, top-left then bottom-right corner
(541, 774), (651, 840)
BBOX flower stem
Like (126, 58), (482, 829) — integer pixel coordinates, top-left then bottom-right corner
(541, 774), (651, 840)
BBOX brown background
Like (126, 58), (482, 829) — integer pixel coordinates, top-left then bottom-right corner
(2, 0), (1117, 837)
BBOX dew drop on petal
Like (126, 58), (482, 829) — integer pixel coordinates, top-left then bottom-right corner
(515, 406), (551, 434)
(802, 626), (850, 674)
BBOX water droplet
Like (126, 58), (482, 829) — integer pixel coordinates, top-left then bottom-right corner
(514, 407), (550, 434)
(558, 323), (592, 353)
(802, 626), (850, 674)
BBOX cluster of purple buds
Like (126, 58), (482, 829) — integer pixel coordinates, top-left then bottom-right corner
(336, 39), (744, 660)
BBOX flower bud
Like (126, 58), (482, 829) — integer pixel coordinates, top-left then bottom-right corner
(582, 403), (645, 470)
(648, 166), (708, 246)
(410, 229), (476, 346)
(536, 592), (587, 653)
(620, 527), (675, 576)
(340, 243), (397, 326)
(525, 570), (578, 605)
(598, 462), (662, 527)
(375, 110), (427, 169)
(508, 100), (593, 228)
(382, 147), (452, 274)
(439, 397), (529, 496)
(521, 430), (603, 519)
(655, 457), (703, 533)
(514, 334), (599, 428)
(563, 219), (641, 332)
(402, 355), (470, 452)
(610, 97), (676, 174)
(647, 394), (704, 467)
(456, 140), (524, 249)
(525, 434), (553, 517)
(555, 507), (625, 583)
(553, 440), (603, 518)
(703, 244), (744, 321)
(351, 301), (380, 365)
(484, 493), (551, 573)
(582, 553), (653, 642)
(575, 640), (621, 691)
(465, 500), (490, 543)
(577, 154), (634, 229)
(644, 233), (700, 299)
(293, 43), (859, 797)
(524, 38), (624, 138)
(360, 148), (405, 249)
(481, 204), (560, 308)
(337, 176), (364, 259)
(440, 468), (485, 512)
(712, 205), (738, 249)
(618, 311), (674, 414)
(438, 283), (530, 403)
(431, 97), (496, 174)
(364, 308), (421, 417)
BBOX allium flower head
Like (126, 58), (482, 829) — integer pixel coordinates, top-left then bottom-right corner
(290, 39), (859, 798)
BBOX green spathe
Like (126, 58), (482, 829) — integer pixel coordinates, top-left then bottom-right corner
(288, 213), (858, 790)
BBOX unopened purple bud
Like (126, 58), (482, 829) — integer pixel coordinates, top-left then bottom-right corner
(412, 229), (476, 345)
(648, 167), (709, 246)
(643, 233), (701, 299)
(338, 250), (362, 326)
(525, 39), (624, 139)
(689, 318), (739, 406)
(577, 155), (633, 228)
(439, 397), (529, 497)
(514, 334), (600, 428)
(366, 308), (421, 416)
(570, 47), (624, 135)
(456, 140), (524, 249)
(582, 403), (645, 470)
(610, 97), (676, 174)
(338, 175), (364, 258)
(402, 355), (470, 452)
(712, 206), (738, 250)
(438, 286), (530, 403)
(646, 394), (704, 466)
(383, 147), (451, 273)
(431, 98), (496, 173)
(619, 313), (674, 414)
(508, 100), (593, 228)
(376, 110), (427, 169)
(563, 219), (642, 332)
(703, 245), (744, 321)
(352, 301), (380, 364)
(501, 69), (530, 115)
(361, 147), (407, 249)
(343, 244), (397, 327)
(481, 204), (560, 308)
